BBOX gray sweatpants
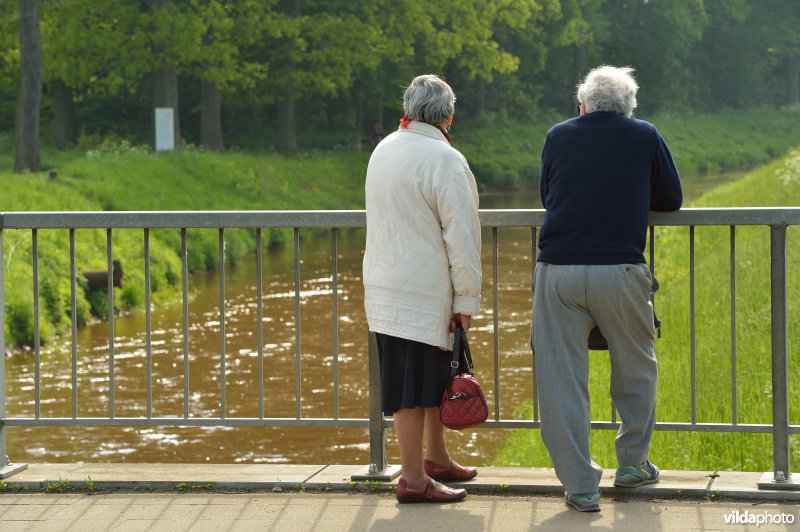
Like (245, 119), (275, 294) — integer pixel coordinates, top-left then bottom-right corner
(531, 263), (657, 494)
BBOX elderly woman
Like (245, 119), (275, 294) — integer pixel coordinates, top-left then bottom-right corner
(532, 66), (683, 512)
(363, 74), (482, 503)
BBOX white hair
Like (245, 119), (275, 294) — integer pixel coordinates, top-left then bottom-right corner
(403, 74), (456, 126)
(577, 65), (638, 117)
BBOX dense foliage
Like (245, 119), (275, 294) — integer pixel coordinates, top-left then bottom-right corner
(0, 0), (798, 156)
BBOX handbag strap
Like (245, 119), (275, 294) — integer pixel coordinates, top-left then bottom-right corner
(449, 325), (474, 378)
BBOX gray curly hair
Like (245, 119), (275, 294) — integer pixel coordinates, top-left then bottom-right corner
(577, 65), (638, 117)
(403, 74), (456, 126)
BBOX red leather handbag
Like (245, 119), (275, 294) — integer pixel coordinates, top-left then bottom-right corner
(440, 325), (488, 430)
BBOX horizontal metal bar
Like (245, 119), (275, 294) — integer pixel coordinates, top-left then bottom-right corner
(648, 208), (800, 226)
(1, 211), (367, 229)
(619, 422), (789, 433)
(3, 208), (800, 230)
(374, 419), (796, 434)
(1, 417), (370, 428)
(478, 208), (800, 227)
(3, 417), (793, 434)
(480, 207), (800, 227)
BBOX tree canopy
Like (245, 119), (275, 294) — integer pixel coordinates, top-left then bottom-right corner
(2, 0), (797, 154)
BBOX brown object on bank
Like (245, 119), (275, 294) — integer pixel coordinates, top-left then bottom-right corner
(83, 259), (124, 290)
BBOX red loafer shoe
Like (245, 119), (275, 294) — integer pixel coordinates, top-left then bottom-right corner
(423, 459), (478, 482)
(396, 478), (466, 504)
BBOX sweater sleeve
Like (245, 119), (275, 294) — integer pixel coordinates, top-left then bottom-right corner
(437, 169), (482, 316)
(539, 133), (552, 208)
(650, 129), (683, 212)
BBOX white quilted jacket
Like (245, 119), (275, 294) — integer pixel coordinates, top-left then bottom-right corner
(363, 121), (482, 349)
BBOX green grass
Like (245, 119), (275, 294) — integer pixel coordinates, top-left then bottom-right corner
(44, 477), (72, 493)
(457, 117), (551, 191)
(494, 150), (800, 472)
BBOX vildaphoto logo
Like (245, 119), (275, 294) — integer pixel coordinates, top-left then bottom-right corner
(723, 510), (795, 526)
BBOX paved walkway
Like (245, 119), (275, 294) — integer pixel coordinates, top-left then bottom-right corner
(1, 464), (798, 530)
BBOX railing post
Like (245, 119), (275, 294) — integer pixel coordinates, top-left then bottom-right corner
(759, 224), (796, 490)
(351, 332), (400, 481)
(0, 223), (28, 479)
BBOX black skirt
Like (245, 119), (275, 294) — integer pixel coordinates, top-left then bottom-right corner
(376, 333), (452, 416)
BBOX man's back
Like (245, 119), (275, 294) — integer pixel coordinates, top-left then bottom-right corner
(537, 111), (682, 266)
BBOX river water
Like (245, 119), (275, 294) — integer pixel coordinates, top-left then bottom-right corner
(3, 177), (735, 466)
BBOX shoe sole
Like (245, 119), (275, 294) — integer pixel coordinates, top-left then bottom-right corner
(428, 473), (478, 482)
(566, 499), (600, 512)
(396, 494), (466, 504)
(614, 476), (659, 488)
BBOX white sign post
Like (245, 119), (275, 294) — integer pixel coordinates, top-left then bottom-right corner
(155, 107), (175, 152)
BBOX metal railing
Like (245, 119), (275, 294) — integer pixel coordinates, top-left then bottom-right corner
(0, 209), (797, 489)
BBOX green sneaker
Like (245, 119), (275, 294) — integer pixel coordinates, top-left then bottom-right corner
(614, 459), (660, 487)
(565, 491), (600, 512)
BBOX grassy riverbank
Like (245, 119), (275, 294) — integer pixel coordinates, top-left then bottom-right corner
(1, 108), (798, 347)
(494, 149), (800, 473)
(0, 142), (369, 346)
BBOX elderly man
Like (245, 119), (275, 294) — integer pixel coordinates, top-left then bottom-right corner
(532, 65), (683, 512)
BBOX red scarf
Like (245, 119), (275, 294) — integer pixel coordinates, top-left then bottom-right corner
(399, 116), (451, 144)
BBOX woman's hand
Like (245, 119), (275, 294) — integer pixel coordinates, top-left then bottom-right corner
(450, 313), (472, 332)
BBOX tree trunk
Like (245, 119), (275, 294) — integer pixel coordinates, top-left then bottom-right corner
(476, 78), (486, 117)
(152, 66), (181, 149)
(277, 0), (299, 151)
(52, 79), (78, 150)
(277, 83), (297, 150)
(371, 103), (383, 134)
(788, 55), (800, 106)
(200, 78), (224, 151)
(14, 0), (43, 173)
(571, 44), (587, 115)
(575, 44), (586, 83)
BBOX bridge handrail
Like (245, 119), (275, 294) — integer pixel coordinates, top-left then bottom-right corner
(3, 206), (800, 229)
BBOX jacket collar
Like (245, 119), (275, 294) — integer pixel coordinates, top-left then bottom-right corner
(398, 120), (450, 143)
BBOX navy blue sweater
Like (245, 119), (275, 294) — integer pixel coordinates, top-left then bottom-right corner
(538, 111), (683, 265)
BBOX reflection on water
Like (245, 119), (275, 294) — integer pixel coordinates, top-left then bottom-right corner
(4, 175), (738, 466)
